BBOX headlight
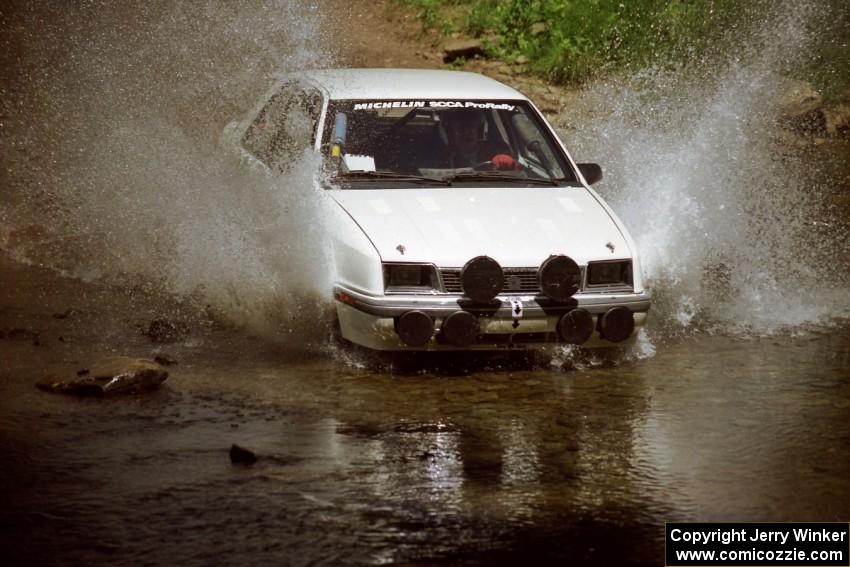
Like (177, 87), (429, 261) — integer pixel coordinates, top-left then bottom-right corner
(383, 263), (439, 292)
(586, 260), (632, 287)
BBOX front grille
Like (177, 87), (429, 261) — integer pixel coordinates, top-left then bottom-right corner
(440, 270), (462, 293)
(581, 283), (634, 294)
(440, 264), (635, 296)
(440, 268), (540, 294)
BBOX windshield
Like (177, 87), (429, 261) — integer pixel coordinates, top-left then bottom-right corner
(321, 100), (576, 186)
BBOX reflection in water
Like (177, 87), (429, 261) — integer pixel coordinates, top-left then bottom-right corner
(1, 312), (848, 565)
(632, 334), (850, 522)
(425, 427), (464, 495)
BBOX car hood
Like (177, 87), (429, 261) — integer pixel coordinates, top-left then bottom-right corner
(329, 186), (630, 267)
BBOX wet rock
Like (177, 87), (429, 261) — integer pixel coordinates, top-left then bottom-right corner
(230, 444), (257, 464)
(442, 39), (483, 63)
(36, 357), (168, 397)
(778, 78), (822, 118)
(144, 319), (188, 343)
(153, 354), (178, 366)
(777, 77), (824, 134)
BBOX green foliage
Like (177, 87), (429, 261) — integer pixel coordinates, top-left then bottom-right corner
(804, 0), (850, 104)
(397, 0), (849, 100)
(397, 0), (757, 83)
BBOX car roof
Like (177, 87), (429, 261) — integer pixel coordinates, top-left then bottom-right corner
(292, 68), (528, 101)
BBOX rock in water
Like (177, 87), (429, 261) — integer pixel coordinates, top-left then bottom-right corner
(36, 357), (168, 396)
(230, 444), (257, 464)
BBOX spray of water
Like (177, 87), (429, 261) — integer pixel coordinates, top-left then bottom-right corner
(0, 1), (339, 341)
(562, 1), (849, 337)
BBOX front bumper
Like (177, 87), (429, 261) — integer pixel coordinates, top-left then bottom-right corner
(334, 286), (651, 351)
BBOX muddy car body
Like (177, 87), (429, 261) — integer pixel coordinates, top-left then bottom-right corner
(232, 69), (650, 350)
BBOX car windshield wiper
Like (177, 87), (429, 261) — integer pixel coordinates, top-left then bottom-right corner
(445, 171), (562, 186)
(334, 170), (450, 186)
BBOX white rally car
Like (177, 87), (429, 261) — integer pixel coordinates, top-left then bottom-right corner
(234, 69), (650, 350)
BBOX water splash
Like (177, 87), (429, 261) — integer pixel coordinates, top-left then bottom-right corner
(563, 1), (850, 336)
(0, 0), (337, 341)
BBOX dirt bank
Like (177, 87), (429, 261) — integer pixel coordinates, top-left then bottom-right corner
(320, 0), (584, 112)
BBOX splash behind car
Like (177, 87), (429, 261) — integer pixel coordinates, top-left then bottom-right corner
(232, 68), (650, 351)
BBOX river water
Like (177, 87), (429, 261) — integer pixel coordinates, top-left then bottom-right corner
(2, 257), (848, 565)
(1, 1), (849, 565)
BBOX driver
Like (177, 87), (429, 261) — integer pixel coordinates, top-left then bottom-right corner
(442, 109), (520, 171)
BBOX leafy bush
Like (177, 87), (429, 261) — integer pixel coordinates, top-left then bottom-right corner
(397, 0), (757, 83)
(397, 0), (849, 101)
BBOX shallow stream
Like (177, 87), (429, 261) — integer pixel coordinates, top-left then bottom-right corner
(1, 1), (848, 565)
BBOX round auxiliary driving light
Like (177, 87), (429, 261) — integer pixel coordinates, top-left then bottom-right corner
(599, 307), (634, 343)
(396, 310), (434, 347)
(441, 311), (480, 347)
(557, 309), (594, 344)
(538, 255), (581, 301)
(461, 256), (503, 303)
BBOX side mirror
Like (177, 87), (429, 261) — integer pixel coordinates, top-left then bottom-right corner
(577, 163), (602, 185)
